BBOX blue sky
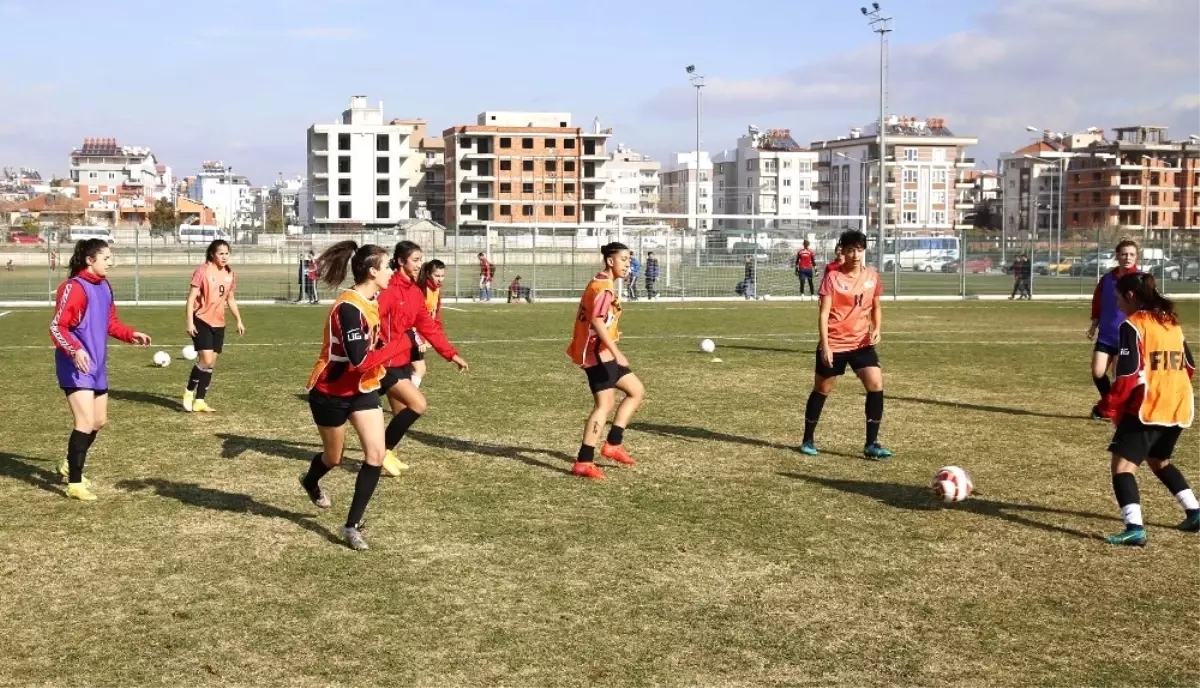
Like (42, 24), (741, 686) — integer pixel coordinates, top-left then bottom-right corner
(1, 0), (1196, 184)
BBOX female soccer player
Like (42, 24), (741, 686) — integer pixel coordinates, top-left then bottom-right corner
(1087, 239), (1139, 420)
(800, 230), (892, 460)
(565, 242), (646, 480)
(300, 240), (415, 551)
(183, 239), (245, 413)
(404, 258), (448, 391)
(1097, 272), (1197, 546)
(49, 239), (152, 500)
(378, 243), (468, 477)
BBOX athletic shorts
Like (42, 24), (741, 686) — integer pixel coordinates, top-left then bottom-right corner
(584, 360), (631, 394)
(1108, 416), (1184, 464)
(192, 315), (226, 354)
(407, 329), (424, 362)
(797, 269), (813, 279)
(308, 389), (381, 428)
(61, 387), (109, 397)
(379, 365), (414, 391)
(1093, 341), (1119, 356)
(815, 345), (880, 378)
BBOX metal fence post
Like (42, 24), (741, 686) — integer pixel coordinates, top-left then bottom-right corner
(134, 228), (141, 304)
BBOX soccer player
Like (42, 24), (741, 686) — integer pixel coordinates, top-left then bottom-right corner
(1087, 239), (1139, 420)
(800, 230), (892, 460)
(301, 240), (418, 551)
(478, 252), (494, 301)
(377, 242), (469, 477)
(183, 239), (244, 413)
(404, 258), (448, 391)
(795, 240), (816, 297)
(566, 242), (646, 480)
(1096, 272), (1197, 546)
(49, 239), (152, 501)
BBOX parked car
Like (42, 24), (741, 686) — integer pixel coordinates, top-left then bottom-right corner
(1031, 260), (1051, 275)
(941, 259), (960, 273)
(913, 255), (954, 272)
(1071, 254), (1117, 277)
(1045, 257), (1082, 275)
(964, 257), (993, 274)
(1182, 260), (1200, 282)
(8, 231), (44, 245)
(1144, 258), (1182, 281)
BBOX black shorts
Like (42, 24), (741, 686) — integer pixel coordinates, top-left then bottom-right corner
(61, 387), (108, 397)
(1108, 416), (1184, 464)
(379, 365), (414, 391)
(308, 389), (381, 428)
(816, 345), (880, 378)
(1093, 341), (1119, 356)
(407, 330), (424, 362)
(584, 361), (631, 394)
(192, 316), (226, 354)
(797, 269), (814, 279)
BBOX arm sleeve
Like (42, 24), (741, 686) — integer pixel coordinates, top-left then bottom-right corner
(413, 300), (458, 361)
(1100, 321), (1141, 416)
(591, 289), (614, 320)
(1185, 340), (1195, 380)
(874, 275), (884, 297)
(49, 281), (85, 355)
(107, 302), (136, 343)
(190, 265), (206, 289)
(1090, 279), (1103, 320)
(817, 270), (835, 297)
(335, 302), (407, 371)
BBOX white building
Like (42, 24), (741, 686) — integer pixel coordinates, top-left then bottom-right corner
(711, 127), (819, 233)
(605, 144), (660, 220)
(68, 138), (173, 225)
(306, 95), (427, 230)
(659, 151), (712, 230)
(189, 161), (253, 230)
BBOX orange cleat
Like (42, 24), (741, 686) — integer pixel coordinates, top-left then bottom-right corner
(600, 442), (636, 466)
(572, 461), (607, 480)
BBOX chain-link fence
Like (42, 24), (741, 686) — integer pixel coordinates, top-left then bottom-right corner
(1, 222), (1196, 303)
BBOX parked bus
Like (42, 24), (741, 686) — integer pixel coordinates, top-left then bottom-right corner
(178, 224), (230, 245)
(882, 235), (960, 272)
(68, 226), (116, 244)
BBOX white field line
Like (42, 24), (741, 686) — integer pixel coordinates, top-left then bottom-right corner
(0, 311), (10, 318)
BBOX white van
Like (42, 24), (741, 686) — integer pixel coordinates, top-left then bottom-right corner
(177, 224), (230, 245)
(68, 226), (116, 244)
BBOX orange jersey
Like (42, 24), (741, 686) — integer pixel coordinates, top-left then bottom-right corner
(1105, 311), (1195, 427)
(424, 284), (441, 321)
(306, 289), (385, 396)
(191, 263), (235, 328)
(566, 273), (621, 367)
(819, 265), (882, 353)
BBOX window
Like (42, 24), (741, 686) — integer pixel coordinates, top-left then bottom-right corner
(494, 204), (509, 216)
(717, 198), (724, 209)
(564, 160), (576, 172)
(717, 180), (724, 191)
(700, 204), (708, 213)
(108, 172), (116, 180)
(376, 179), (389, 195)
(931, 210), (947, 224)
(902, 210), (917, 223)
(338, 156), (351, 173)
(338, 133), (350, 150)
(783, 178), (792, 187)
(500, 182), (512, 193)
(933, 169), (948, 184)
(89, 172), (97, 179)
(699, 172), (709, 182)
(522, 160), (534, 172)
(764, 160), (777, 173)
(376, 134), (389, 151)
(522, 138), (534, 149)
(700, 187), (709, 198)
(564, 183), (575, 194)
(904, 148), (918, 161)
(545, 138), (556, 149)
(545, 160), (557, 172)
(376, 157), (389, 174)
(903, 169), (918, 183)
(1072, 212), (1080, 221)
(932, 148), (945, 162)
(497, 137), (511, 149)
(338, 179), (351, 195)
(500, 160), (511, 171)
(782, 196), (791, 205)
(782, 160), (792, 169)
(545, 205), (555, 216)
(565, 205), (575, 216)
(903, 190), (917, 204)
(338, 201), (351, 218)
(544, 183), (554, 193)
(522, 182), (534, 194)
(376, 201), (389, 218)
(522, 205), (533, 216)
(564, 139), (575, 149)
(932, 191), (946, 204)
(461, 137), (472, 148)
(87, 185), (97, 195)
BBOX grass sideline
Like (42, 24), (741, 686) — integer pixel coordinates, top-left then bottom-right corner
(0, 301), (1197, 687)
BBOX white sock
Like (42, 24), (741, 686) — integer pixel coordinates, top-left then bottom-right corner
(1121, 503), (1144, 528)
(411, 375), (423, 389)
(1175, 489), (1200, 511)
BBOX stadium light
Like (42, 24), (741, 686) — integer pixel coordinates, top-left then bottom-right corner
(687, 65), (705, 268)
(861, 2), (892, 273)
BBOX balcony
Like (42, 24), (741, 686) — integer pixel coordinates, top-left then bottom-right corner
(464, 173), (495, 182)
(582, 196), (606, 204)
(464, 196), (494, 205)
(954, 157), (976, 168)
(463, 151), (497, 160)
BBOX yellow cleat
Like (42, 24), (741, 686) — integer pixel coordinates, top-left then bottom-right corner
(57, 461), (91, 487)
(183, 390), (195, 412)
(381, 450), (409, 477)
(66, 483), (97, 501)
(192, 399), (215, 413)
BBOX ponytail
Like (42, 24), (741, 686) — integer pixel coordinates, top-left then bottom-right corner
(68, 238), (109, 277)
(1115, 272), (1178, 325)
(315, 241), (389, 288)
(417, 259), (446, 293)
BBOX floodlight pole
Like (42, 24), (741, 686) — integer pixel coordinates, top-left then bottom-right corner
(864, 4), (892, 272)
(689, 68), (705, 269)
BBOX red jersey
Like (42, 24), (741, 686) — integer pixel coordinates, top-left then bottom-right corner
(378, 273), (458, 369)
(820, 265), (882, 353)
(49, 271), (135, 355)
(796, 248), (815, 270)
(479, 257), (494, 281)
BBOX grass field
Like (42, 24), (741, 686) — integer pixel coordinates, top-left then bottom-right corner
(1, 301), (1197, 686)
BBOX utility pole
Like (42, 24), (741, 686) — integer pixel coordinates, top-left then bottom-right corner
(687, 65), (705, 268)
(862, 4), (892, 272)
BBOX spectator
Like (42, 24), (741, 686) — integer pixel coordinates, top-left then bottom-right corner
(478, 252), (494, 301)
(305, 250), (319, 304)
(1009, 254), (1024, 300)
(795, 240), (816, 297)
(6, 259), (13, 272)
(627, 254), (641, 301)
(644, 251), (660, 300)
(508, 276), (533, 303)
(743, 255), (758, 300)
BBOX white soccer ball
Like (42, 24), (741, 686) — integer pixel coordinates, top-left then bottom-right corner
(763, 294), (772, 301)
(932, 465), (974, 503)
(700, 338), (716, 354)
(153, 351), (172, 368)
(182, 345), (198, 361)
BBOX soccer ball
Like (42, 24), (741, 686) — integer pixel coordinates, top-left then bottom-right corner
(700, 338), (716, 353)
(932, 465), (974, 503)
(153, 351), (172, 368)
(763, 294), (773, 301)
(182, 345), (198, 361)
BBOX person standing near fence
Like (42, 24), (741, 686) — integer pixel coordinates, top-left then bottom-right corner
(795, 240), (816, 298)
(627, 254), (641, 301)
(306, 250), (319, 304)
(743, 255), (757, 300)
(644, 251), (659, 300)
(1088, 239), (1140, 420)
(183, 240), (244, 413)
(1008, 254), (1025, 300)
(50, 239), (152, 501)
(478, 252), (494, 302)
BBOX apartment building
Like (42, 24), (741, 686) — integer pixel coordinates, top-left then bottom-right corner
(998, 129), (1104, 240)
(306, 96), (427, 231)
(659, 151), (712, 230)
(1063, 125), (1199, 236)
(68, 138), (172, 226)
(405, 120), (446, 225)
(189, 161), (253, 230)
(811, 116), (979, 234)
(442, 111), (612, 232)
(605, 144), (660, 219)
(712, 126), (818, 232)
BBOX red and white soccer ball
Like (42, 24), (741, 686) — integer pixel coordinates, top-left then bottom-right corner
(932, 465), (974, 503)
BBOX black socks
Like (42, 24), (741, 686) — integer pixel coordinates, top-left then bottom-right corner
(1093, 375), (1111, 398)
(384, 408), (422, 450)
(1152, 463), (1191, 495)
(188, 366), (214, 400)
(803, 391), (827, 444)
(346, 464), (381, 529)
(577, 445), (595, 464)
(606, 425), (625, 446)
(66, 429), (91, 483)
(866, 391), (884, 446)
(1113, 473), (1140, 509)
(302, 453), (333, 493)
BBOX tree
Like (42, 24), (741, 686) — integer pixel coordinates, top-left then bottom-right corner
(264, 202), (284, 234)
(148, 198), (178, 243)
